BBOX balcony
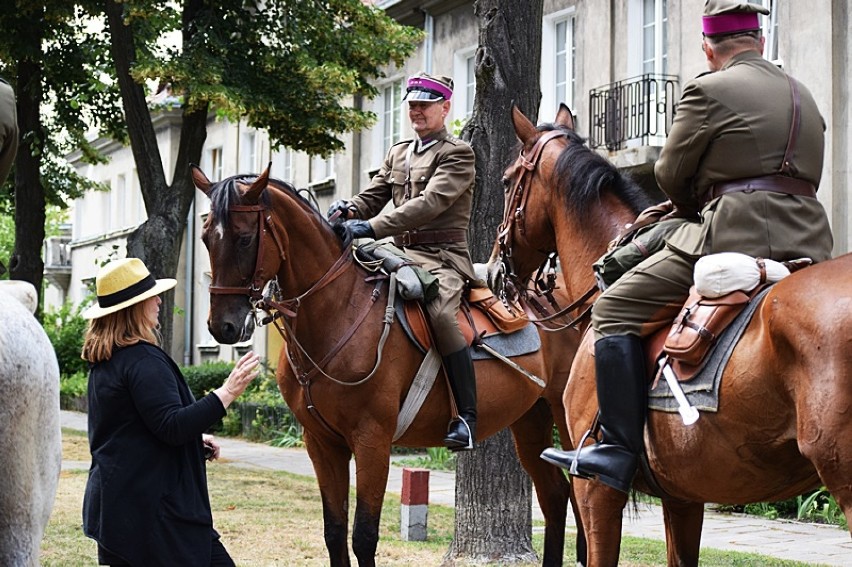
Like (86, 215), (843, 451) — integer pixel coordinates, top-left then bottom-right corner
(589, 74), (679, 152)
(44, 235), (72, 290)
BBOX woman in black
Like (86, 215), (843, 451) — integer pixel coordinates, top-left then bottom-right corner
(81, 258), (260, 566)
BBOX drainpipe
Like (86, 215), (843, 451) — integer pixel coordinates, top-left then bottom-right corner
(423, 11), (434, 74)
(183, 200), (195, 366)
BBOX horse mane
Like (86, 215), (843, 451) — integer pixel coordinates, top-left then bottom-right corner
(207, 174), (326, 228)
(536, 123), (654, 217)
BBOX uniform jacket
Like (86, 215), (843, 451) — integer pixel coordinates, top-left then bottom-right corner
(350, 127), (477, 280)
(656, 51), (833, 261)
(83, 342), (226, 567)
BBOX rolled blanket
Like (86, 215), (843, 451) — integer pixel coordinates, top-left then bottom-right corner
(694, 252), (791, 298)
(357, 242), (438, 302)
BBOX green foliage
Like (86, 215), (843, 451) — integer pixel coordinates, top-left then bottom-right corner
(120, 0), (424, 155)
(180, 360), (234, 401)
(42, 301), (89, 378)
(59, 371), (88, 399)
(396, 447), (457, 471)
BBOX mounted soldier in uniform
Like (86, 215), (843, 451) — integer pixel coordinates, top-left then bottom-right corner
(541, 0), (834, 493)
(328, 72), (479, 451)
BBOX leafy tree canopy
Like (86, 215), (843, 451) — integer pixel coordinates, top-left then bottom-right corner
(120, 0), (422, 155)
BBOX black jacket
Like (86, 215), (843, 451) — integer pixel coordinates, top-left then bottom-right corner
(83, 342), (226, 566)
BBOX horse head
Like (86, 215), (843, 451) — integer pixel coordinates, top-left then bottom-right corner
(491, 104), (653, 301)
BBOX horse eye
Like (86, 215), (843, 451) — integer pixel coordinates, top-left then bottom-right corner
(238, 234), (253, 248)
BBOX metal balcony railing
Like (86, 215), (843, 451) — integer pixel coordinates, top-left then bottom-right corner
(589, 74), (679, 151)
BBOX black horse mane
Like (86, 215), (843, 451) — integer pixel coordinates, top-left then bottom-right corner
(536, 123), (653, 217)
(208, 173), (323, 228)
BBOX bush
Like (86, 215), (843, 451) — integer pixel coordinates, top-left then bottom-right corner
(180, 360), (234, 401)
(42, 302), (89, 379)
(60, 371), (89, 411)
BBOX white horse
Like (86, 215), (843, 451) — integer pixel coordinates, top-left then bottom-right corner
(0, 281), (61, 566)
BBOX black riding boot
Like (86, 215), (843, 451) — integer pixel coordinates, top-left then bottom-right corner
(540, 335), (646, 493)
(442, 347), (477, 451)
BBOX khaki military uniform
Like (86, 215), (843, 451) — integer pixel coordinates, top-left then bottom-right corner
(350, 127), (476, 353)
(593, 51), (833, 338)
(0, 78), (18, 186)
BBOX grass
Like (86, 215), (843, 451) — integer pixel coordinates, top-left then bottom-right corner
(44, 429), (830, 566)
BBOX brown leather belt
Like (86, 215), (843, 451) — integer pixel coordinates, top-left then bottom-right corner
(393, 228), (467, 247)
(704, 175), (816, 206)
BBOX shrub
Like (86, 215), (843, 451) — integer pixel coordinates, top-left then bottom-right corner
(42, 302), (89, 379)
(180, 360), (234, 401)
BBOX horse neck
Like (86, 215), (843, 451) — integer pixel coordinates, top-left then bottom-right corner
(551, 190), (636, 300)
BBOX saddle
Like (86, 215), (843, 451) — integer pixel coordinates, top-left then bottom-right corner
(403, 286), (531, 354)
(644, 255), (813, 383)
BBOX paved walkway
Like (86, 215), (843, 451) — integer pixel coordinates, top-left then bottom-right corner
(61, 411), (851, 565)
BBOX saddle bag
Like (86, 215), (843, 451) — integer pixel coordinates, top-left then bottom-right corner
(663, 286), (749, 367)
(467, 287), (529, 334)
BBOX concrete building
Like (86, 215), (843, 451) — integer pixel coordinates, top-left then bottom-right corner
(54, 0), (850, 366)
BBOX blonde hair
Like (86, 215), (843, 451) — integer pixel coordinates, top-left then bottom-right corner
(81, 300), (161, 363)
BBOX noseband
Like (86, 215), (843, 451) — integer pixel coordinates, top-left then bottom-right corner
(208, 204), (286, 303)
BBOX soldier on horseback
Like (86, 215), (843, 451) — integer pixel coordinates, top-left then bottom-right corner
(541, 0), (834, 493)
(328, 72), (479, 451)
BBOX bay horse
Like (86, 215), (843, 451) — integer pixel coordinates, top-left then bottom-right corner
(0, 282), (61, 566)
(491, 104), (852, 566)
(192, 165), (583, 566)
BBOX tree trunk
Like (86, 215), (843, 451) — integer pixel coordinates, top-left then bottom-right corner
(449, 0), (543, 564)
(106, 0), (208, 352)
(11, 24), (45, 317)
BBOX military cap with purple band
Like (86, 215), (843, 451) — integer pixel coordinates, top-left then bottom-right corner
(404, 73), (454, 102)
(702, 0), (769, 36)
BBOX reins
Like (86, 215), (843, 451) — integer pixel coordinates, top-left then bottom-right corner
(496, 130), (597, 332)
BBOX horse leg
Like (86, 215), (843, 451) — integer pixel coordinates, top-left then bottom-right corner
(350, 441), (392, 566)
(573, 479), (629, 567)
(304, 430), (354, 567)
(510, 398), (574, 566)
(661, 499), (704, 567)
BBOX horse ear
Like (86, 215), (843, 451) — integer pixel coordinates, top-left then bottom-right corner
(191, 164), (213, 196)
(511, 106), (538, 145)
(245, 162), (272, 203)
(555, 103), (576, 131)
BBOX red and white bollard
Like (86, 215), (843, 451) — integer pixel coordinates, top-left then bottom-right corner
(400, 467), (429, 541)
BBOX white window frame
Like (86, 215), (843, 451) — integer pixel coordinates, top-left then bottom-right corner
(453, 46), (477, 125)
(626, 0), (668, 147)
(541, 8), (577, 120)
(756, 0), (780, 66)
(382, 79), (404, 154)
(240, 131), (257, 173)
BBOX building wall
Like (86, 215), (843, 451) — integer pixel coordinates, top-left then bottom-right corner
(56, 0), (851, 367)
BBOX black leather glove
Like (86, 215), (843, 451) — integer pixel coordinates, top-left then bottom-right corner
(333, 219), (375, 241)
(327, 199), (355, 221)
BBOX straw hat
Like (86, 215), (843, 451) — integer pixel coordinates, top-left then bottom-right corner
(83, 258), (177, 319)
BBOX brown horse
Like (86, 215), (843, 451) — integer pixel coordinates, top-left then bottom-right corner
(191, 165), (584, 566)
(491, 104), (852, 566)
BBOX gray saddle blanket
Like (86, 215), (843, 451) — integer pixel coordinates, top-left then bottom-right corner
(648, 285), (772, 413)
(394, 299), (540, 360)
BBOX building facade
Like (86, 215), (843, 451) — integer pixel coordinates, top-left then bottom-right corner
(56, 0), (851, 365)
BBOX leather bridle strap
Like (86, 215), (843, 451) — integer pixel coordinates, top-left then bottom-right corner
(209, 204), (279, 301)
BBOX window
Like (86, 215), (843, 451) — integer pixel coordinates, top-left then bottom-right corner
(757, 0), (780, 65)
(272, 147), (293, 183)
(382, 80), (403, 154)
(311, 154), (334, 183)
(453, 48), (477, 125)
(541, 9), (577, 120)
(642, 0), (668, 76)
(241, 131), (257, 172)
(209, 146), (224, 182)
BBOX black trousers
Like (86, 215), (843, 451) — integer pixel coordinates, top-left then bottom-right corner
(98, 536), (235, 566)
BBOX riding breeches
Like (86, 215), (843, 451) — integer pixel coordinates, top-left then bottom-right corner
(426, 265), (467, 354)
(591, 248), (696, 340)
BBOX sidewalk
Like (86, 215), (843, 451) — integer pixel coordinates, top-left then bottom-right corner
(61, 411), (851, 565)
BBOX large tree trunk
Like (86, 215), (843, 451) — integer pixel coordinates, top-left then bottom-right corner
(11, 23), (45, 317)
(105, 0), (207, 352)
(449, 0), (543, 564)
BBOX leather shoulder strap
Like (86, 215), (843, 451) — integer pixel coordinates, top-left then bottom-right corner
(780, 74), (801, 176)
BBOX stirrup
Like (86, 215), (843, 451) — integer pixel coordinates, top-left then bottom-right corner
(569, 427), (597, 476)
(444, 416), (474, 451)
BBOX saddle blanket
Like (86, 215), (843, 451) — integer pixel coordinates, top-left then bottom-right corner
(648, 286), (772, 413)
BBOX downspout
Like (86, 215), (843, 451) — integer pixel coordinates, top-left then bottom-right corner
(423, 11), (434, 74)
(183, 200), (195, 366)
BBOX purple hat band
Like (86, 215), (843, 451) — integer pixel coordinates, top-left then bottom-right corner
(407, 77), (453, 100)
(702, 12), (760, 35)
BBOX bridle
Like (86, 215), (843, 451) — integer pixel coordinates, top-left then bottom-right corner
(495, 129), (597, 332)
